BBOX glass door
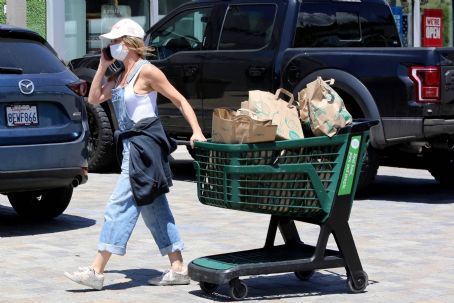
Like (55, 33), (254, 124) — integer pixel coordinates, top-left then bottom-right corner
(86, 0), (151, 52)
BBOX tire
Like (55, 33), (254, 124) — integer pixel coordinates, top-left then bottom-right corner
(8, 186), (73, 220)
(347, 270), (368, 293)
(357, 146), (380, 192)
(426, 150), (454, 186)
(86, 102), (117, 172)
(229, 279), (248, 301)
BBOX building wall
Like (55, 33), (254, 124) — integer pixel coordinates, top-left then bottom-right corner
(1, 0), (46, 38)
(6, 0), (26, 27)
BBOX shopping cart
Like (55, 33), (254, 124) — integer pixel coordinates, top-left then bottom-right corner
(189, 120), (377, 300)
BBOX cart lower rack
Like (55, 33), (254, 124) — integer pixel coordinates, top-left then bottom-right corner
(189, 120), (377, 300)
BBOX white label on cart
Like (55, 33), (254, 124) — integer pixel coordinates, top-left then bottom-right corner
(338, 136), (361, 196)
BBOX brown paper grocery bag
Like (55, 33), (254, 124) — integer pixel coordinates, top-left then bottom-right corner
(298, 77), (352, 137)
(246, 89), (304, 140)
(211, 108), (277, 144)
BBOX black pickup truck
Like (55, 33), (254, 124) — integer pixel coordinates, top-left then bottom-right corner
(69, 0), (454, 189)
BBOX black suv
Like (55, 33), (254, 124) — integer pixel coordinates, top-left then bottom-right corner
(0, 25), (89, 220)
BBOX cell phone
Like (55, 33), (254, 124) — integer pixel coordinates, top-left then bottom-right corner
(102, 46), (113, 60)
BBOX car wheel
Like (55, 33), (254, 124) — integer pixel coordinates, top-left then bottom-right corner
(8, 185), (73, 220)
(426, 150), (454, 186)
(86, 102), (117, 172)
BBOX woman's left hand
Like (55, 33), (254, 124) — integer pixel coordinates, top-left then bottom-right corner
(190, 132), (207, 148)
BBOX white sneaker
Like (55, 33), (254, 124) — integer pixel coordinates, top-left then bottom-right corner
(64, 266), (104, 290)
(148, 269), (190, 286)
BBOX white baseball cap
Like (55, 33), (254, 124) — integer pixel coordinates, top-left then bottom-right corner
(99, 18), (145, 40)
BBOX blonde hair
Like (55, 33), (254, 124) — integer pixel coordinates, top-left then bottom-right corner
(122, 36), (154, 58)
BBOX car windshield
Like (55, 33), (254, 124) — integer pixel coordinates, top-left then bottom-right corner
(0, 38), (66, 74)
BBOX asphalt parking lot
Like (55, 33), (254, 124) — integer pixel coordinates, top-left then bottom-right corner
(1, 147), (454, 303)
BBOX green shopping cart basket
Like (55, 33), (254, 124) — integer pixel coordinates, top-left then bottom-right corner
(189, 120), (377, 300)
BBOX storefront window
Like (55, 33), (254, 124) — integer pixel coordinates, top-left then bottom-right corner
(64, 0), (150, 62)
(387, 0), (413, 46)
(65, 0), (86, 61)
(86, 0), (150, 52)
(61, 0), (194, 61)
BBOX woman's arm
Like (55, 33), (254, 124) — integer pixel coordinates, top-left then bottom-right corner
(87, 54), (116, 105)
(142, 64), (207, 145)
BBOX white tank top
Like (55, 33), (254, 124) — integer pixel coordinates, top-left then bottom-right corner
(123, 63), (158, 123)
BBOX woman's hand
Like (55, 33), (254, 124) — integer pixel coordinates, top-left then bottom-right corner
(190, 132), (207, 148)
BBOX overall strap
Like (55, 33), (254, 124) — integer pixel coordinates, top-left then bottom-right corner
(126, 59), (149, 85)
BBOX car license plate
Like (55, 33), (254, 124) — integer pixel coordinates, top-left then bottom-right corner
(6, 105), (39, 127)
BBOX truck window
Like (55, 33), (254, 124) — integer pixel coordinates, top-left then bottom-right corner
(218, 4), (276, 50)
(148, 7), (213, 59)
(294, 2), (401, 47)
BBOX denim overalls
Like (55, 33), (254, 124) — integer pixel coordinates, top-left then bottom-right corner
(97, 60), (184, 256)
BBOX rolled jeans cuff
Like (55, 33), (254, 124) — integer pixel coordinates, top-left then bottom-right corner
(98, 243), (126, 256)
(159, 241), (184, 256)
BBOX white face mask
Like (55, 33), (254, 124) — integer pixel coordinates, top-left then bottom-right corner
(109, 43), (129, 61)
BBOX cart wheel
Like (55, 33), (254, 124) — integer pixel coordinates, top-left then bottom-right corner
(347, 271), (368, 293)
(200, 281), (219, 294)
(229, 278), (248, 300)
(294, 270), (315, 281)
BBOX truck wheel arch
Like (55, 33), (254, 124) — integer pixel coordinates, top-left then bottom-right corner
(292, 68), (385, 148)
(73, 67), (119, 130)
(73, 67), (119, 171)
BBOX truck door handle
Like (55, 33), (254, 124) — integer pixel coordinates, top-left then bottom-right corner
(184, 65), (199, 78)
(248, 66), (266, 77)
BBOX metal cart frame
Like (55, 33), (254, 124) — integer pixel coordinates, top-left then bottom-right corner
(189, 121), (377, 300)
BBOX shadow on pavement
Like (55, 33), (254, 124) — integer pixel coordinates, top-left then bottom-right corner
(189, 271), (374, 301)
(66, 268), (162, 292)
(0, 204), (96, 237)
(357, 174), (454, 204)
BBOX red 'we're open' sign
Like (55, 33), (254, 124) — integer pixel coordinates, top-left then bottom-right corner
(422, 9), (443, 47)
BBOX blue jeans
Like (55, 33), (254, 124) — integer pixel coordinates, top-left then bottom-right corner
(98, 140), (184, 256)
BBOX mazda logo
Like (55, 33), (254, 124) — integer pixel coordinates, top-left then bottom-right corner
(18, 79), (34, 95)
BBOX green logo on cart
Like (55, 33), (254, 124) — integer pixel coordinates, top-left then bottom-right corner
(338, 136), (361, 196)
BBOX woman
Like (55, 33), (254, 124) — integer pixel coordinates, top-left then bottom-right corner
(64, 18), (206, 290)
